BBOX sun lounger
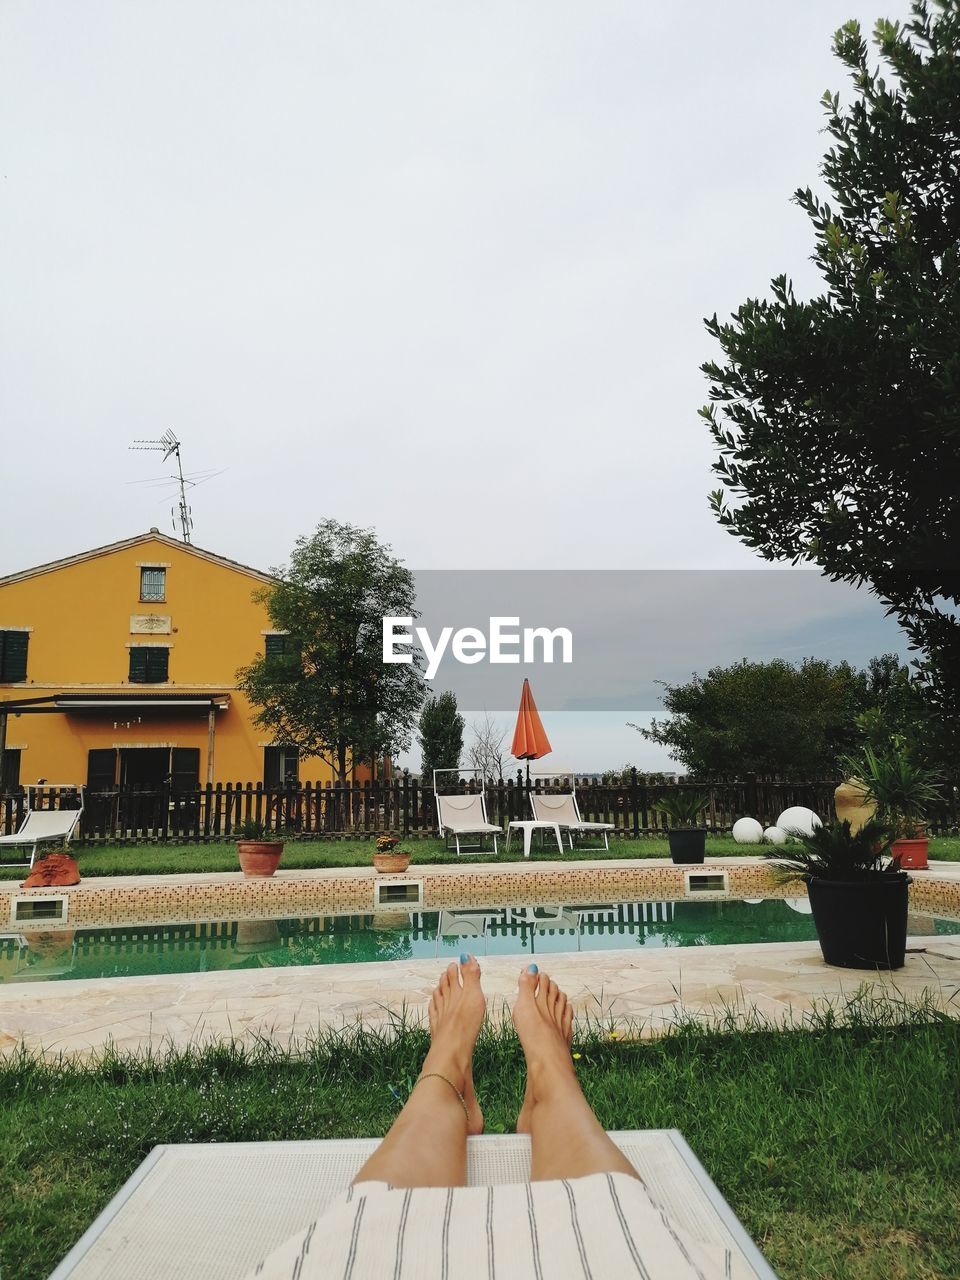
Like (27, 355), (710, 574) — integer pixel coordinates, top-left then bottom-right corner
(48, 1132), (778, 1279)
(434, 771), (502, 855)
(0, 785), (84, 866)
(530, 787), (615, 851)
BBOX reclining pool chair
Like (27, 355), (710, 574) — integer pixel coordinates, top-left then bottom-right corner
(49, 1132), (779, 1279)
(0, 785), (84, 867)
(530, 784), (615, 851)
(434, 771), (501, 855)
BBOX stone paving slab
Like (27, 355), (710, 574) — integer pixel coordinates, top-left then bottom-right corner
(2, 936), (958, 1060)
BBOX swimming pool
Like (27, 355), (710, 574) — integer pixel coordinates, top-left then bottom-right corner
(5, 897), (960, 983)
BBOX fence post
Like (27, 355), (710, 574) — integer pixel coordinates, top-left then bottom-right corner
(402, 770), (410, 838)
(746, 772), (759, 822)
(630, 767), (639, 838)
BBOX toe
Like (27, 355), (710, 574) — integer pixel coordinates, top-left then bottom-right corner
(562, 1004), (574, 1041)
(517, 965), (539, 997)
(460, 954), (482, 984)
(445, 962), (460, 990)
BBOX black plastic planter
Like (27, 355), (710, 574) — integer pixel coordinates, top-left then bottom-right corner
(806, 874), (911, 970)
(667, 828), (706, 864)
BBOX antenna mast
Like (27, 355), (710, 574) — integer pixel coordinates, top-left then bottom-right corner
(129, 431), (195, 543)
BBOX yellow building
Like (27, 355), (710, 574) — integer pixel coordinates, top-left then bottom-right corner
(0, 530), (360, 792)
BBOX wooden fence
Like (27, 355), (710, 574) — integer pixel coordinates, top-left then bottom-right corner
(4, 771), (955, 846)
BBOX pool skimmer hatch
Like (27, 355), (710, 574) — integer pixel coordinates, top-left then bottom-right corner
(12, 895), (70, 924)
(683, 871), (729, 897)
(375, 879), (424, 908)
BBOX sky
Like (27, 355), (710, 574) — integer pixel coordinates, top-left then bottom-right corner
(0, 0), (912, 770)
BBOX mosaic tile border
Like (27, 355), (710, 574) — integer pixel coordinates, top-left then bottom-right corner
(3, 860), (960, 933)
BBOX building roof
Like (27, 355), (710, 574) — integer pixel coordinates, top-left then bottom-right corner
(0, 531), (274, 587)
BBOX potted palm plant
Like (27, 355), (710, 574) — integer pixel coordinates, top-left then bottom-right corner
(655, 791), (710, 864)
(767, 818), (910, 969)
(236, 819), (285, 877)
(373, 833), (411, 874)
(842, 744), (944, 869)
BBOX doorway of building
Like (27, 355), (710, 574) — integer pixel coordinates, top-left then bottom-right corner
(87, 748), (201, 794)
(120, 748), (170, 790)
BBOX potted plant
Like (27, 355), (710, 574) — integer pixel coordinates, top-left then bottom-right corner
(373, 833), (411, 874)
(235, 819), (285, 877)
(842, 744), (944, 870)
(655, 791), (710, 864)
(767, 818), (910, 969)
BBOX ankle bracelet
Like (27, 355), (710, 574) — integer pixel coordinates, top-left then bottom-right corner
(415, 1072), (470, 1122)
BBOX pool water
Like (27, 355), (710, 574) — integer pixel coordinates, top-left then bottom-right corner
(4, 898), (960, 983)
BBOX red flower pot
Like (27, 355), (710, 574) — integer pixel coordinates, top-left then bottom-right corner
(236, 841), (284, 877)
(891, 837), (928, 870)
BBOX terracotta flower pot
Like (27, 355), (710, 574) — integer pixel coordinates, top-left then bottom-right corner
(373, 851), (411, 874)
(892, 837), (928, 870)
(236, 840), (284, 877)
(235, 919), (281, 950)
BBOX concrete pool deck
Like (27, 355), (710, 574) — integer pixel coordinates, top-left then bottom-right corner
(2, 858), (959, 1059)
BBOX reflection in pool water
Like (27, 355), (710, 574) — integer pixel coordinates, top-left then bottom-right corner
(2, 897), (959, 983)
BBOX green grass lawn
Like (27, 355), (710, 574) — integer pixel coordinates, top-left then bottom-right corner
(2, 834), (958, 879)
(2, 1002), (959, 1280)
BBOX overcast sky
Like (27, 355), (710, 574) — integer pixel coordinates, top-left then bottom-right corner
(1, 1), (910, 771)
(1, 0), (902, 577)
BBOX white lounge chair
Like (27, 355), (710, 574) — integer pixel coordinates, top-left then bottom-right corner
(0, 785), (84, 867)
(434, 771), (502, 855)
(435, 909), (489, 955)
(530, 784), (615, 851)
(48, 1133), (779, 1279)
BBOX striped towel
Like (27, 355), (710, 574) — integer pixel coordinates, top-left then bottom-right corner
(244, 1172), (753, 1279)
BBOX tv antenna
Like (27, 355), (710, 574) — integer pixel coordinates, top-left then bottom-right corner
(129, 430), (196, 543)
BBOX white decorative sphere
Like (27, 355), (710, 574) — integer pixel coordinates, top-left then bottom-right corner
(776, 806), (822, 838)
(764, 825), (788, 845)
(783, 896), (814, 915)
(732, 817), (764, 844)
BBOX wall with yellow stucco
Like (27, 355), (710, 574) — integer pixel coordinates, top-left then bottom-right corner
(0, 533), (351, 786)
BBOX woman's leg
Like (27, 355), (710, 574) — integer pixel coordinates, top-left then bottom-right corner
(513, 964), (639, 1182)
(353, 955), (486, 1188)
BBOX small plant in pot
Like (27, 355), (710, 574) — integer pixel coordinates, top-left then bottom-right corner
(655, 791), (709, 864)
(767, 818), (910, 969)
(841, 743), (944, 870)
(235, 819), (285, 878)
(373, 833), (411, 874)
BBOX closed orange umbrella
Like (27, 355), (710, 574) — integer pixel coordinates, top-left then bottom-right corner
(511, 678), (552, 782)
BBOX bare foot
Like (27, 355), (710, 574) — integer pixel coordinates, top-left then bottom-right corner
(422, 956), (485, 1135)
(513, 965), (575, 1133)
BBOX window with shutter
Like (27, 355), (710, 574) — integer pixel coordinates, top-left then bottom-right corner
(0, 631), (29, 682)
(129, 647), (169, 683)
(264, 634), (287, 660)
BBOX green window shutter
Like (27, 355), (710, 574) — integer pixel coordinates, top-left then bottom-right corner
(171, 747), (200, 793)
(265, 634), (287, 660)
(128, 648), (148, 683)
(145, 648), (169, 683)
(87, 749), (118, 789)
(0, 631), (28, 682)
(263, 747), (281, 788)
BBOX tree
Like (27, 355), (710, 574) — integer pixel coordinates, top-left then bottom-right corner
(237, 521), (425, 784)
(637, 655), (918, 778)
(467, 711), (506, 783)
(703, 3), (960, 751)
(418, 692), (465, 783)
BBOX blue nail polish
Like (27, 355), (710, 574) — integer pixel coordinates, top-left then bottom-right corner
(460, 953), (470, 965)
(527, 963), (539, 974)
